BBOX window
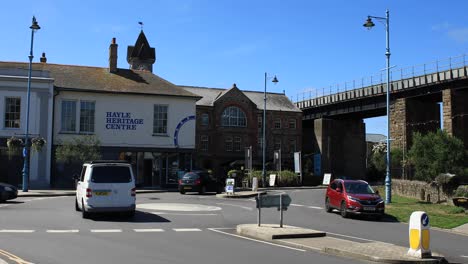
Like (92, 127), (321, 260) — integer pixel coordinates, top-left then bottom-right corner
(4, 97), (21, 128)
(221, 106), (246, 127)
(274, 119), (281, 129)
(80, 101), (95, 133)
(289, 119), (297, 129)
(91, 166), (132, 183)
(289, 139), (297, 153)
(201, 135), (208, 151)
(201, 113), (209, 126)
(258, 115), (262, 128)
(61, 100), (77, 132)
(274, 138), (281, 151)
(234, 137), (242, 152)
(153, 105), (168, 134)
(225, 137), (233, 152)
(258, 135), (264, 152)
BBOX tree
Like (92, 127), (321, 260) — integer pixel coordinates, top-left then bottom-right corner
(55, 135), (102, 164)
(408, 130), (465, 182)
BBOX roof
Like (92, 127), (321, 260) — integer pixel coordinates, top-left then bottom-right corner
(181, 85), (301, 112)
(0, 61), (200, 99)
(127, 30), (156, 63)
(366, 133), (387, 143)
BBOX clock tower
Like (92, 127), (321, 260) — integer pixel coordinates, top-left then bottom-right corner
(127, 30), (156, 72)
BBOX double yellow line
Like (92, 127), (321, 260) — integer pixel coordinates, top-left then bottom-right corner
(0, 249), (33, 264)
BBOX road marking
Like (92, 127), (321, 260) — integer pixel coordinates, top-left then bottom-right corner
(90, 229), (122, 233)
(207, 228), (306, 252)
(46, 230), (79, 233)
(461, 255), (468, 258)
(150, 212), (218, 216)
(278, 239), (322, 251)
(173, 228), (202, 232)
(0, 249), (34, 264)
(133, 229), (164, 232)
(307, 206), (323, 209)
(0, 230), (35, 233)
(326, 231), (393, 245)
(291, 204), (305, 207)
(216, 203), (253, 211)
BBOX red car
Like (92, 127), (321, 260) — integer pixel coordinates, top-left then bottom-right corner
(325, 179), (385, 220)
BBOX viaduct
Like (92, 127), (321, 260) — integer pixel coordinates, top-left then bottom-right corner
(295, 55), (468, 179)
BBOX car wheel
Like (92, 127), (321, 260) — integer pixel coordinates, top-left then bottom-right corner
(325, 197), (332, 213)
(75, 198), (80, 211)
(199, 186), (206, 195)
(340, 201), (348, 218)
(180, 189), (186, 194)
(82, 200), (90, 219)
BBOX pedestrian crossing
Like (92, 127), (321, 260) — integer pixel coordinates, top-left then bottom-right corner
(0, 228), (206, 234)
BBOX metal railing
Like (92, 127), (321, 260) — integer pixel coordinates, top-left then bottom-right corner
(294, 54), (468, 103)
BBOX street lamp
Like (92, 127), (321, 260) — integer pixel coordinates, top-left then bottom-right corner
(262, 73), (278, 187)
(363, 10), (392, 203)
(23, 16), (40, 192)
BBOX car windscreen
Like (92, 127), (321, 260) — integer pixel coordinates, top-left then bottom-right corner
(182, 173), (200, 180)
(91, 166), (132, 183)
(344, 182), (375, 194)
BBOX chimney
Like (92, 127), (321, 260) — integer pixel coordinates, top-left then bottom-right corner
(109, 37), (118, 73)
(40, 52), (47, 63)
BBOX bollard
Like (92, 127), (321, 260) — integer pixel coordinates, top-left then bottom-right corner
(408, 211), (431, 258)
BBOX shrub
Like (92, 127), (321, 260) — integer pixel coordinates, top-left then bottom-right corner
(454, 185), (468, 198)
(55, 135), (101, 164)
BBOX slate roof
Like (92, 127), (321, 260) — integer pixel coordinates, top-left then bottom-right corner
(366, 133), (387, 143)
(127, 30), (156, 63)
(181, 85), (301, 112)
(0, 61), (200, 99)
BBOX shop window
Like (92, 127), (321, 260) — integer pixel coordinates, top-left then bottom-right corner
(4, 97), (21, 128)
(153, 105), (168, 134)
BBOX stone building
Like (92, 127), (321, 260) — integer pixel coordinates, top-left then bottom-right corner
(182, 84), (302, 180)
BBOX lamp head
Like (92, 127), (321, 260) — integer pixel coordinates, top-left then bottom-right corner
(272, 75), (279, 84)
(363, 17), (375, 29)
(30, 16), (40, 31)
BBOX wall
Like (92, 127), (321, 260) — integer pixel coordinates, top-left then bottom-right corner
(392, 179), (452, 204)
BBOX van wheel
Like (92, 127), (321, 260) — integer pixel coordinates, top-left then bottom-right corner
(340, 201), (348, 218)
(75, 199), (80, 211)
(82, 200), (90, 219)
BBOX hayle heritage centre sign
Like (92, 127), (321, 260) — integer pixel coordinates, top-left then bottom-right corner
(105, 112), (144, 130)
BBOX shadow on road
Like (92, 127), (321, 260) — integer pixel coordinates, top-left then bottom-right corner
(0, 200), (24, 204)
(330, 210), (399, 222)
(89, 211), (171, 223)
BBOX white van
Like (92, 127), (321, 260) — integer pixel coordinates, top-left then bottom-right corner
(75, 161), (136, 218)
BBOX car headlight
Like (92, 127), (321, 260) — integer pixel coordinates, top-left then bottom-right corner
(376, 198), (384, 204)
(4, 186), (13, 191)
(347, 195), (360, 202)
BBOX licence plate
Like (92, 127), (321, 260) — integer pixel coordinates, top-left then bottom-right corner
(184, 186), (192, 190)
(94, 191), (109, 196)
(363, 206), (376, 211)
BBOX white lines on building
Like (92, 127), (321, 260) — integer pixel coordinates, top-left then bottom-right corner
(173, 228), (202, 232)
(91, 229), (123, 233)
(133, 229), (164, 233)
(0, 230), (35, 233)
(46, 230), (79, 233)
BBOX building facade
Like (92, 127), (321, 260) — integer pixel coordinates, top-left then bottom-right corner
(182, 84), (302, 179)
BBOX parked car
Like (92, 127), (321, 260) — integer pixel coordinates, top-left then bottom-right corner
(325, 179), (384, 220)
(0, 182), (18, 202)
(75, 160), (136, 218)
(178, 171), (223, 194)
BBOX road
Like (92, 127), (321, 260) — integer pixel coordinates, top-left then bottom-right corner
(0, 191), (359, 264)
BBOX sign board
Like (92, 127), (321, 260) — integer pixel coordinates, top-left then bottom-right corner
(269, 174), (276, 187)
(294, 152), (301, 173)
(252, 177), (258, 191)
(225, 178), (235, 194)
(255, 194), (291, 209)
(323, 173), (332, 185)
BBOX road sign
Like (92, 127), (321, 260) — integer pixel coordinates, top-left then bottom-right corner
(225, 178), (235, 194)
(256, 194), (291, 209)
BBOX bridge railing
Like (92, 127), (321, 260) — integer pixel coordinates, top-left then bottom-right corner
(294, 54), (467, 103)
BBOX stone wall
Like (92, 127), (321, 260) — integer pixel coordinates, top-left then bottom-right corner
(392, 179), (451, 204)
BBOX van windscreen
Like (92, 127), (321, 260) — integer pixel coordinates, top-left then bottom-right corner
(91, 166), (132, 183)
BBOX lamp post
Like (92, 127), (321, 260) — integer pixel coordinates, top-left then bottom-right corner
(363, 10), (392, 203)
(23, 16), (40, 192)
(262, 73), (278, 187)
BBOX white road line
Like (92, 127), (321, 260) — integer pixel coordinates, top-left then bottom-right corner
(90, 229), (122, 233)
(0, 230), (35, 233)
(134, 229), (164, 232)
(307, 206), (323, 209)
(326, 231), (393, 244)
(207, 228), (306, 252)
(150, 212), (218, 216)
(173, 228), (202, 232)
(461, 255), (468, 258)
(278, 239), (322, 251)
(291, 204), (305, 207)
(216, 203), (253, 211)
(46, 230), (79, 233)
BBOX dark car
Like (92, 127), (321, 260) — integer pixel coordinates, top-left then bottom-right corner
(325, 179), (384, 220)
(0, 182), (18, 202)
(178, 171), (223, 194)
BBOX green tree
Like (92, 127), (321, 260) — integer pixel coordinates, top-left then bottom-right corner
(408, 130), (465, 182)
(55, 135), (102, 164)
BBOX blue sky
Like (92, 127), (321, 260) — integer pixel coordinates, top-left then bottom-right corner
(2, 0), (467, 135)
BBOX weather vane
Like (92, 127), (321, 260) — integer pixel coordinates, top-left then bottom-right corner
(138, 21), (144, 30)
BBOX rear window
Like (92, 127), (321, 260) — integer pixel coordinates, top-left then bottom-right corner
(182, 173), (200, 180)
(91, 166), (132, 183)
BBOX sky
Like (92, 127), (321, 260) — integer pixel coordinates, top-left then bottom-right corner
(1, 0), (468, 136)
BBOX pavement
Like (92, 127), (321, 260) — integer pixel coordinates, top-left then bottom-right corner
(13, 187), (467, 263)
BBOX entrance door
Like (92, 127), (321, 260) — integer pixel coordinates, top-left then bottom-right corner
(143, 159), (153, 186)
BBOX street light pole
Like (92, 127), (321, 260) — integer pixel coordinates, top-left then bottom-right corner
(262, 73), (278, 187)
(364, 10), (392, 203)
(23, 16), (40, 192)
